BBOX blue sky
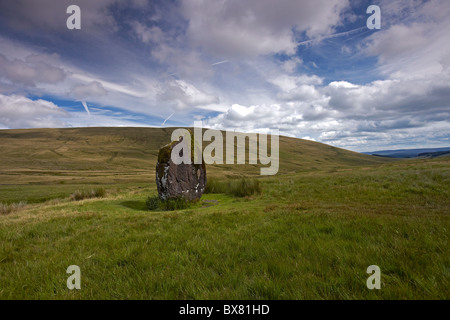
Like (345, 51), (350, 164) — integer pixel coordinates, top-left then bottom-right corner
(0, 0), (449, 152)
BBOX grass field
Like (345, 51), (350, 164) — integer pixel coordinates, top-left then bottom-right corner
(0, 128), (448, 299)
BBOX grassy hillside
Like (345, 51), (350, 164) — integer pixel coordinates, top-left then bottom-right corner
(0, 127), (390, 203)
(0, 127), (448, 300)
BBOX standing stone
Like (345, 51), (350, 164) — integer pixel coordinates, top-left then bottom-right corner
(155, 135), (206, 201)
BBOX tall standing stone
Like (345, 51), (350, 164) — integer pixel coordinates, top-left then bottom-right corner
(155, 135), (206, 201)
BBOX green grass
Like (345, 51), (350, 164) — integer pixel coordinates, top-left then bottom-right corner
(0, 201), (27, 215)
(70, 188), (106, 201)
(205, 176), (262, 197)
(0, 158), (449, 299)
(146, 196), (194, 211)
(0, 127), (448, 299)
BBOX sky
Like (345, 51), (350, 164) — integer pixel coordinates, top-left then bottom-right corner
(0, 0), (449, 152)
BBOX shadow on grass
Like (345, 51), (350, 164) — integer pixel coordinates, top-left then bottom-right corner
(120, 200), (148, 211)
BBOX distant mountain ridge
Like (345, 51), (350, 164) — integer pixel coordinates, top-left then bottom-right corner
(363, 147), (450, 158)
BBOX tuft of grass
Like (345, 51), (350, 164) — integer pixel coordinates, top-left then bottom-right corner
(0, 201), (27, 215)
(69, 188), (106, 201)
(146, 195), (192, 211)
(204, 177), (228, 194)
(205, 176), (262, 197)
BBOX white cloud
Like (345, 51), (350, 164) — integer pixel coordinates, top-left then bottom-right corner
(364, 0), (450, 79)
(0, 54), (66, 86)
(158, 80), (219, 110)
(340, 45), (351, 55)
(61, 108), (154, 128)
(181, 0), (350, 58)
(203, 71), (450, 151)
(365, 24), (428, 63)
(0, 94), (68, 128)
(281, 57), (303, 73)
(0, 93), (157, 129)
(131, 22), (165, 44)
(0, 0), (118, 31)
(71, 81), (107, 99)
(270, 74), (323, 92)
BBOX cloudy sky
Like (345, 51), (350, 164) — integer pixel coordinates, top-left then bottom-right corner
(0, 0), (449, 151)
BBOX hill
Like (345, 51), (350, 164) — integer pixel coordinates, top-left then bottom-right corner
(364, 147), (450, 158)
(0, 127), (390, 203)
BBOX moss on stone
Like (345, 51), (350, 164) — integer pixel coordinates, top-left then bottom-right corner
(157, 140), (178, 163)
(157, 129), (199, 164)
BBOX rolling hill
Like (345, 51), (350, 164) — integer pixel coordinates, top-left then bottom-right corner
(364, 147), (450, 158)
(0, 127), (391, 186)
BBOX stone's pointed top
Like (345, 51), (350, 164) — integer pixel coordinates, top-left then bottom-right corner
(155, 136), (206, 201)
(157, 139), (180, 164)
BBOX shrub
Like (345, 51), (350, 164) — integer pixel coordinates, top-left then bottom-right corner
(0, 201), (27, 215)
(146, 195), (160, 210)
(70, 188), (106, 201)
(146, 196), (191, 211)
(205, 176), (262, 197)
